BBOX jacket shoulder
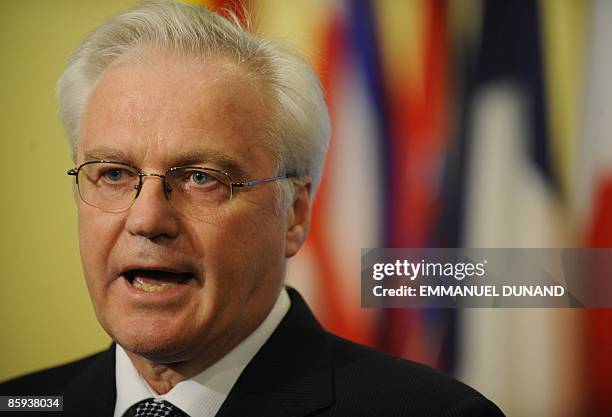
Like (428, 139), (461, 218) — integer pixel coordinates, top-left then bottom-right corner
(328, 334), (505, 416)
(0, 349), (110, 396)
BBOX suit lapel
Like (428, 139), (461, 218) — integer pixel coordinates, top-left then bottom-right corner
(216, 288), (334, 417)
(63, 344), (117, 417)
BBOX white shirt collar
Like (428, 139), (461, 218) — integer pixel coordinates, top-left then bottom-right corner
(114, 288), (291, 417)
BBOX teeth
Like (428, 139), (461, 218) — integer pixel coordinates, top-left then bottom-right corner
(132, 277), (178, 292)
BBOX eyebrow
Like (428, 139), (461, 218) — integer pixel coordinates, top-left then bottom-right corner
(169, 150), (248, 180)
(83, 147), (131, 163)
(82, 147), (249, 180)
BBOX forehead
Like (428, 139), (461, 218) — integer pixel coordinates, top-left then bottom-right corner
(77, 53), (274, 176)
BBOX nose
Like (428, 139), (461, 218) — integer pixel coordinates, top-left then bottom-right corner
(125, 175), (179, 240)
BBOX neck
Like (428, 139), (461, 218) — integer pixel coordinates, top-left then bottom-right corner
(125, 354), (187, 394)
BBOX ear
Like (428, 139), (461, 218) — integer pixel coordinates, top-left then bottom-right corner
(285, 179), (312, 258)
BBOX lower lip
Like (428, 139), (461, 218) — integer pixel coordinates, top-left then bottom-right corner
(120, 275), (193, 301)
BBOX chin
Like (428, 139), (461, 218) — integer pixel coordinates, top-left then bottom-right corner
(109, 318), (198, 363)
(119, 335), (194, 364)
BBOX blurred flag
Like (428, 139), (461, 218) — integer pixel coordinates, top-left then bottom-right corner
(579, 0), (612, 414)
(294, 0), (386, 345)
(373, 0), (455, 370)
(436, 1), (578, 416)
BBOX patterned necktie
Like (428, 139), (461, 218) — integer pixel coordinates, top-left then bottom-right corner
(124, 398), (190, 417)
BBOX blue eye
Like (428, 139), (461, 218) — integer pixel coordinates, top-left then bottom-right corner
(191, 171), (209, 185)
(104, 169), (123, 181)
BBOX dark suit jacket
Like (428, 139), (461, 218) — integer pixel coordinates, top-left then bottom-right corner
(1, 288), (505, 416)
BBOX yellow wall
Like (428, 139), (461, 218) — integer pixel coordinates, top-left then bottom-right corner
(0, 0), (139, 382)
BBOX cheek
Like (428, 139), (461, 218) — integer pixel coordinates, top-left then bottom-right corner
(77, 205), (122, 283)
(195, 206), (286, 285)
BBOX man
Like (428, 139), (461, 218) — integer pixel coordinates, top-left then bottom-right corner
(1, 1), (504, 416)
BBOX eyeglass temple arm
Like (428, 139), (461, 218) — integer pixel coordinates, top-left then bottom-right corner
(232, 174), (293, 188)
(67, 169), (78, 176)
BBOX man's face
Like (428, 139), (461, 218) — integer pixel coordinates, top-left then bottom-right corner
(76, 53), (295, 365)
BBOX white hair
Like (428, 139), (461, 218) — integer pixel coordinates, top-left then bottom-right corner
(57, 0), (329, 205)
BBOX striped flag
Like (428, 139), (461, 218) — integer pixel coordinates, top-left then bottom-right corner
(578, 0), (612, 414)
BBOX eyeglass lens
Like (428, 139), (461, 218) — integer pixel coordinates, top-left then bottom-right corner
(76, 162), (232, 215)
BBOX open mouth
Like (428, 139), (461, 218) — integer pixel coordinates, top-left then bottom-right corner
(124, 269), (193, 293)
